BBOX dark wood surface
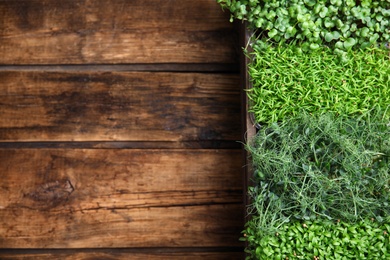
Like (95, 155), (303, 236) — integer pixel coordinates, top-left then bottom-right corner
(0, 0), (244, 258)
(240, 23), (257, 210)
(0, 249), (244, 260)
(0, 149), (243, 248)
(0, 71), (240, 142)
(0, 0), (238, 64)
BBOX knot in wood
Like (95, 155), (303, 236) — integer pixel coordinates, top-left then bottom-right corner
(28, 179), (74, 208)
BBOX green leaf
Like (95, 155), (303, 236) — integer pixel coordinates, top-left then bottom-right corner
(268, 28), (278, 38)
(369, 33), (379, 43)
(265, 10), (276, 20)
(346, 0), (355, 7)
(360, 27), (370, 37)
(289, 6), (298, 17)
(304, 0), (316, 7)
(332, 31), (341, 40)
(301, 42), (310, 51)
(301, 21), (310, 29)
(239, 4), (247, 15)
(343, 30), (351, 38)
(255, 18), (265, 28)
(329, 5), (338, 15)
(263, 247), (274, 256)
(324, 18), (334, 28)
(335, 41), (343, 49)
(375, 14), (383, 22)
(341, 24), (350, 33)
(303, 29), (312, 37)
(324, 31), (341, 43)
(297, 13), (305, 22)
(315, 17), (323, 27)
(285, 27), (297, 39)
(350, 23), (357, 32)
(319, 6), (328, 18)
(314, 3), (322, 14)
(336, 19), (344, 28)
(325, 32), (334, 42)
(310, 43), (320, 50)
(286, 26), (296, 35)
(265, 21), (274, 30)
(335, 0), (342, 6)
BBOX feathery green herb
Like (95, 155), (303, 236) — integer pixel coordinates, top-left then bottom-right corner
(246, 111), (390, 235)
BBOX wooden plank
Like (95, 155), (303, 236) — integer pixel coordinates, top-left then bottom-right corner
(0, 141), (242, 150)
(0, 253), (245, 260)
(0, 71), (241, 142)
(0, 250), (244, 260)
(0, 149), (244, 248)
(0, 64), (240, 73)
(0, 205), (244, 248)
(0, 0), (238, 64)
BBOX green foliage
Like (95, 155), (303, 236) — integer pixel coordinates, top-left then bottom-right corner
(247, 42), (390, 124)
(246, 111), (390, 235)
(242, 218), (390, 260)
(217, 0), (390, 52)
(217, 2), (390, 258)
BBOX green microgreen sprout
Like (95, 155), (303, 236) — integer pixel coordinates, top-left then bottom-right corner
(245, 110), (390, 235)
(247, 41), (390, 125)
(217, 0), (390, 53)
(242, 218), (390, 259)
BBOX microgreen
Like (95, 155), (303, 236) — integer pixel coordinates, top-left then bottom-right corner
(217, 0), (390, 52)
(247, 42), (390, 125)
(242, 218), (390, 260)
(246, 110), (390, 234)
(216, 2), (390, 258)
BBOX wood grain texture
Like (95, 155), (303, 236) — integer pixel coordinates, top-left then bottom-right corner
(0, 149), (243, 248)
(0, 64), (240, 73)
(0, 71), (240, 142)
(0, 251), (245, 260)
(0, 250), (244, 260)
(0, 0), (239, 64)
(0, 141), (242, 149)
